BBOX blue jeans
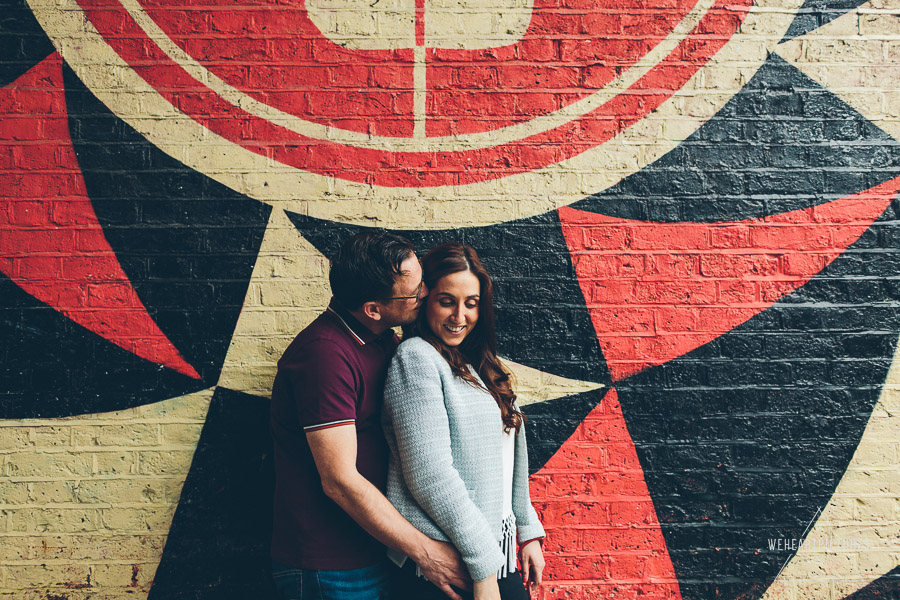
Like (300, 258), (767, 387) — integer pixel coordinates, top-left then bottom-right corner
(271, 560), (390, 600)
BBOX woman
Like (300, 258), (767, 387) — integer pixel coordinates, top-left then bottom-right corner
(382, 242), (545, 600)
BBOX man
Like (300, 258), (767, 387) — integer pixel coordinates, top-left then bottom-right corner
(269, 232), (468, 600)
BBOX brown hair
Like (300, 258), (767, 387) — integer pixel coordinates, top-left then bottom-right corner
(406, 242), (525, 432)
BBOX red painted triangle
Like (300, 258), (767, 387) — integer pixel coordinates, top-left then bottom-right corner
(0, 55), (201, 380)
(559, 184), (899, 382)
(530, 389), (682, 599)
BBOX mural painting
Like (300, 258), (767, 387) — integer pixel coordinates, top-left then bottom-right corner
(1, 0), (899, 596)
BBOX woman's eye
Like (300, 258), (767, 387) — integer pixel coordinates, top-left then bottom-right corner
(465, 302), (478, 309)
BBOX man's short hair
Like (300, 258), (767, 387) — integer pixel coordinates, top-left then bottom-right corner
(329, 232), (416, 310)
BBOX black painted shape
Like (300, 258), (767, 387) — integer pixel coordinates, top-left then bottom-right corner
(614, 201), (900, 600)
(286, 211), (611, 385)
(148, 387), (276, 600)
(572, 56), (900, 222)
(844, 567), (900, 600)
(0, 275), (205, 418)
(63, 64), (271, 388)
(522, 386), (606, 473)
(0, 0), (54, 88)
(783, 0), (870, 41)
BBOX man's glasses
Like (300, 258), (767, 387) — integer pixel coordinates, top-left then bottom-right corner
(386, 279), (424, 302)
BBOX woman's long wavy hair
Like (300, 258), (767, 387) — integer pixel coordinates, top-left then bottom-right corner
(406, 242), (525, 433)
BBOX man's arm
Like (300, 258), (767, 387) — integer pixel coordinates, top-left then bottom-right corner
(307, 425), (470, 600)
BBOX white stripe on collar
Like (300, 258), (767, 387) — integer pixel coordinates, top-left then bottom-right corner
(326, 306), (366, 346)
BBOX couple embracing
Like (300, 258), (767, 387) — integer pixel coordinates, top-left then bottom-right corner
(269, 232), (545, 600)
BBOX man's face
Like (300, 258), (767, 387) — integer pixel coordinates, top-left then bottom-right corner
(378, 255), (428, 328)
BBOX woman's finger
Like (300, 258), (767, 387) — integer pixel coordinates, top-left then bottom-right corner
(529, 551), (540, 582)
(532, 562), (542, 588)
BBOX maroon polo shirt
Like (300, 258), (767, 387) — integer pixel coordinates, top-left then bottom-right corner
(270, 300), (398, 569)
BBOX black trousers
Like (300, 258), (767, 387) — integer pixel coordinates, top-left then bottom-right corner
(390, 560), (530, 600)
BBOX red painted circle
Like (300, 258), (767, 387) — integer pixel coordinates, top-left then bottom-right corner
(136, 0), (697, 137)
(76, 0), (753, 186)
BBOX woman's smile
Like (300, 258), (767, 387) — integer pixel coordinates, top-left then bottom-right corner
(426, 270), (481, 347)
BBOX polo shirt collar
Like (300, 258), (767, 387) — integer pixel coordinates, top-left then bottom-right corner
(326, 299), (381, 346)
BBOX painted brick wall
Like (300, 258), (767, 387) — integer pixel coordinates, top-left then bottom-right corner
(1, 0), (899, 598)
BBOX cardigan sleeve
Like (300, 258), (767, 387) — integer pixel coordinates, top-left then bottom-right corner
(511, 417), (546, 545)
(383, 340), (505, 581)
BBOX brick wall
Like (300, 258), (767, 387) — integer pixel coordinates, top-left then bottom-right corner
(1, 0), (899, 598)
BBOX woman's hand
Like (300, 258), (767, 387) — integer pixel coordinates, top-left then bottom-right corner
(473, 575), (501, 600)
(520, 540), (545, 591)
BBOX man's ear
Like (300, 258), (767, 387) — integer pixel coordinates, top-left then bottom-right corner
(360, 301), (382, 321)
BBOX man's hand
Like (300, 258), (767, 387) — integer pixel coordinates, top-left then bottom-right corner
(414, 539), (470, 600)
(307, 427), (470, 600)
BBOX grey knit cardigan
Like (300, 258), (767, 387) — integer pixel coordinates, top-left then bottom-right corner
(382, 336), (545, 581)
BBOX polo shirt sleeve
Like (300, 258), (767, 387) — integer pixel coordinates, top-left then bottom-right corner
(287, 339), (358, 432)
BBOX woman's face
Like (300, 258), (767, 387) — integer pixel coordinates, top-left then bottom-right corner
(425, 270), (480, 347)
